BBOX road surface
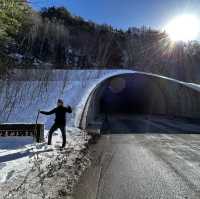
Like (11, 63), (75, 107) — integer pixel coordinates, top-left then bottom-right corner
(73, 134), (200, 199)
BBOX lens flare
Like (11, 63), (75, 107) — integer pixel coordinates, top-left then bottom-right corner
(165, 15), (200, 42)
(109, 77), (126, 93)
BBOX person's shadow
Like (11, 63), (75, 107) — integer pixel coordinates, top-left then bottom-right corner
(0, 147), (55, 163)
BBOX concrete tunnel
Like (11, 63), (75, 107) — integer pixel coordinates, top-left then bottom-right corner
(76, 72), (200, 133)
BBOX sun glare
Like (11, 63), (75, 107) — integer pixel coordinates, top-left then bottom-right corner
(165, 15), (200, 42)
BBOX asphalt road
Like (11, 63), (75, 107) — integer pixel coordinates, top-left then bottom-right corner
(102, 114), (200, 134)
(73, 134), (200, 199)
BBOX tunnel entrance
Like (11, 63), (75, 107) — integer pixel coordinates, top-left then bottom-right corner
(79, 73), (200, 134)
(98, 74), (167, 133)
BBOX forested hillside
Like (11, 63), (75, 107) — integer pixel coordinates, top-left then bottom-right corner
(0, 0), (30, 69)
(1, 1), (200, 82)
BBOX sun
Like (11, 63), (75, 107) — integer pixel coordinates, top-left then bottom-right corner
(165, 14), (200, 42)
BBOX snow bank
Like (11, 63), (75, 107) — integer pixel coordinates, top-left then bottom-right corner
(0, 127), (91, 199)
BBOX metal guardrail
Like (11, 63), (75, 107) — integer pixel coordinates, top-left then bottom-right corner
(0, 124), (44, 143)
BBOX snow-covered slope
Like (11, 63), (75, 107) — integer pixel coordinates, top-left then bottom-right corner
(0, 70), (132, 128)
(0, 128), (91, 199)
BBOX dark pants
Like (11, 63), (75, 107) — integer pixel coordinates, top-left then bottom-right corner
(48, 123), (66, 148)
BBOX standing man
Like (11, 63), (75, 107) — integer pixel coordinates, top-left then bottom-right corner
(40, 99), (72, 148)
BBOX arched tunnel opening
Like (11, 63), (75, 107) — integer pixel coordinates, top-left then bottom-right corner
(79, 73), (200, 134)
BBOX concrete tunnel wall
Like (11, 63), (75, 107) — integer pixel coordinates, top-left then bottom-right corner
(77, 72), (200, 130)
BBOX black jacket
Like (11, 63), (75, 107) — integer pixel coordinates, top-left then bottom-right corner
(40, 106), (72, 125)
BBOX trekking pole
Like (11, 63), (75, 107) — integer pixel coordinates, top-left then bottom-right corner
(34, 110), (40, 142)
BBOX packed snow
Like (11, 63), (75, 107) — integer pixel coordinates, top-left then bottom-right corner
(0, 127), (91, 199)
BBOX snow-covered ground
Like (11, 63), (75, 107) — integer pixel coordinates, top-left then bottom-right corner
(0, 127), (91, 199)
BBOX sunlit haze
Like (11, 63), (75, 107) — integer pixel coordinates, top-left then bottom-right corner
(165, 15), (200, 42)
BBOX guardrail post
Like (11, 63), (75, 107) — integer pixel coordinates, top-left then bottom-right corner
(34, 124), (44, 143)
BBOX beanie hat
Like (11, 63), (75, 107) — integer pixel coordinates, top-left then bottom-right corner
(57, 99), (64, 104)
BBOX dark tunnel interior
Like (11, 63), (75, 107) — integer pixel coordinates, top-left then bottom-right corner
(99, 75), (160, 115)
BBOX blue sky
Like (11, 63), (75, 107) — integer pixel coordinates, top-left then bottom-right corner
(31, 0), (200, 30)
